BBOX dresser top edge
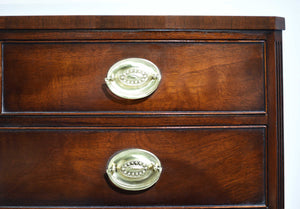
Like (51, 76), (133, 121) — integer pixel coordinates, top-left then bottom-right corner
(0, 15), (285, 30)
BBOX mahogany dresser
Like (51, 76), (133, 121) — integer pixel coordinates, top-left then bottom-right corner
(0, 16), (285, 209)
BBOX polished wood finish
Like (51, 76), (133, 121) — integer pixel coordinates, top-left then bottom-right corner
(3, 42), (264, 113)
(265, 31), (284, 209)
(0, 30), (270, 41)
(0, 16), (284, 209)
(0, 127), (265, 206)
(0, 16), (285, 30)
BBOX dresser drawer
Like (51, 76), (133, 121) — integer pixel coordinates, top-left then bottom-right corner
(0, 127), (265, 207)
(3, 42), (264, 114)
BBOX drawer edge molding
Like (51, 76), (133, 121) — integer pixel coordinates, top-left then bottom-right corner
(0, 205), (267, 209)
(0, 125), (267, 130)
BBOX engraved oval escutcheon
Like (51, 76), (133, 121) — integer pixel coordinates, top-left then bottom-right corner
(118, 68), (150, 87)
(120, 160), (149, 178)
(106, 148), (162, 191)
(105, 58), (161, 99)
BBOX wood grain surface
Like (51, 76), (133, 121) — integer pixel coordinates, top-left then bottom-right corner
(0, 16), (284, 209)
(3, 42), (265, 113)
(0, 16), (285, 30)
(0, 127), (265, 206)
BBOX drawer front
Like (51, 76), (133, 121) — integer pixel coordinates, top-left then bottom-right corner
(0, 127), (265, 207)
(2, 42), (265, 114)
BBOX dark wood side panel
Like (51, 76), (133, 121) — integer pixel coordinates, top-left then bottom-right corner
(275, 36), (284, 209)
(3, 42), (265, 113)
(265, 31), (284, 209)
(0, 42), (2, 114)
(0, 127), (265, 207)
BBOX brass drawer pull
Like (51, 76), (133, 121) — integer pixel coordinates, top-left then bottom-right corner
(106, 148), (162, 191)
(105, 58), (161, 99)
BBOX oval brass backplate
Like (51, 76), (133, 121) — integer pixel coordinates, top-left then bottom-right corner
(105, 58), (161, 100)
(106, 148), (162, 191)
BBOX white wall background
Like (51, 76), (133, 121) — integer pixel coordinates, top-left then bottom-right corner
(0, 0), (299, 208)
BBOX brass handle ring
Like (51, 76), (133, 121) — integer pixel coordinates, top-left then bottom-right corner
(105, 58), (161, 100)
(106, 148), (162, 191)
